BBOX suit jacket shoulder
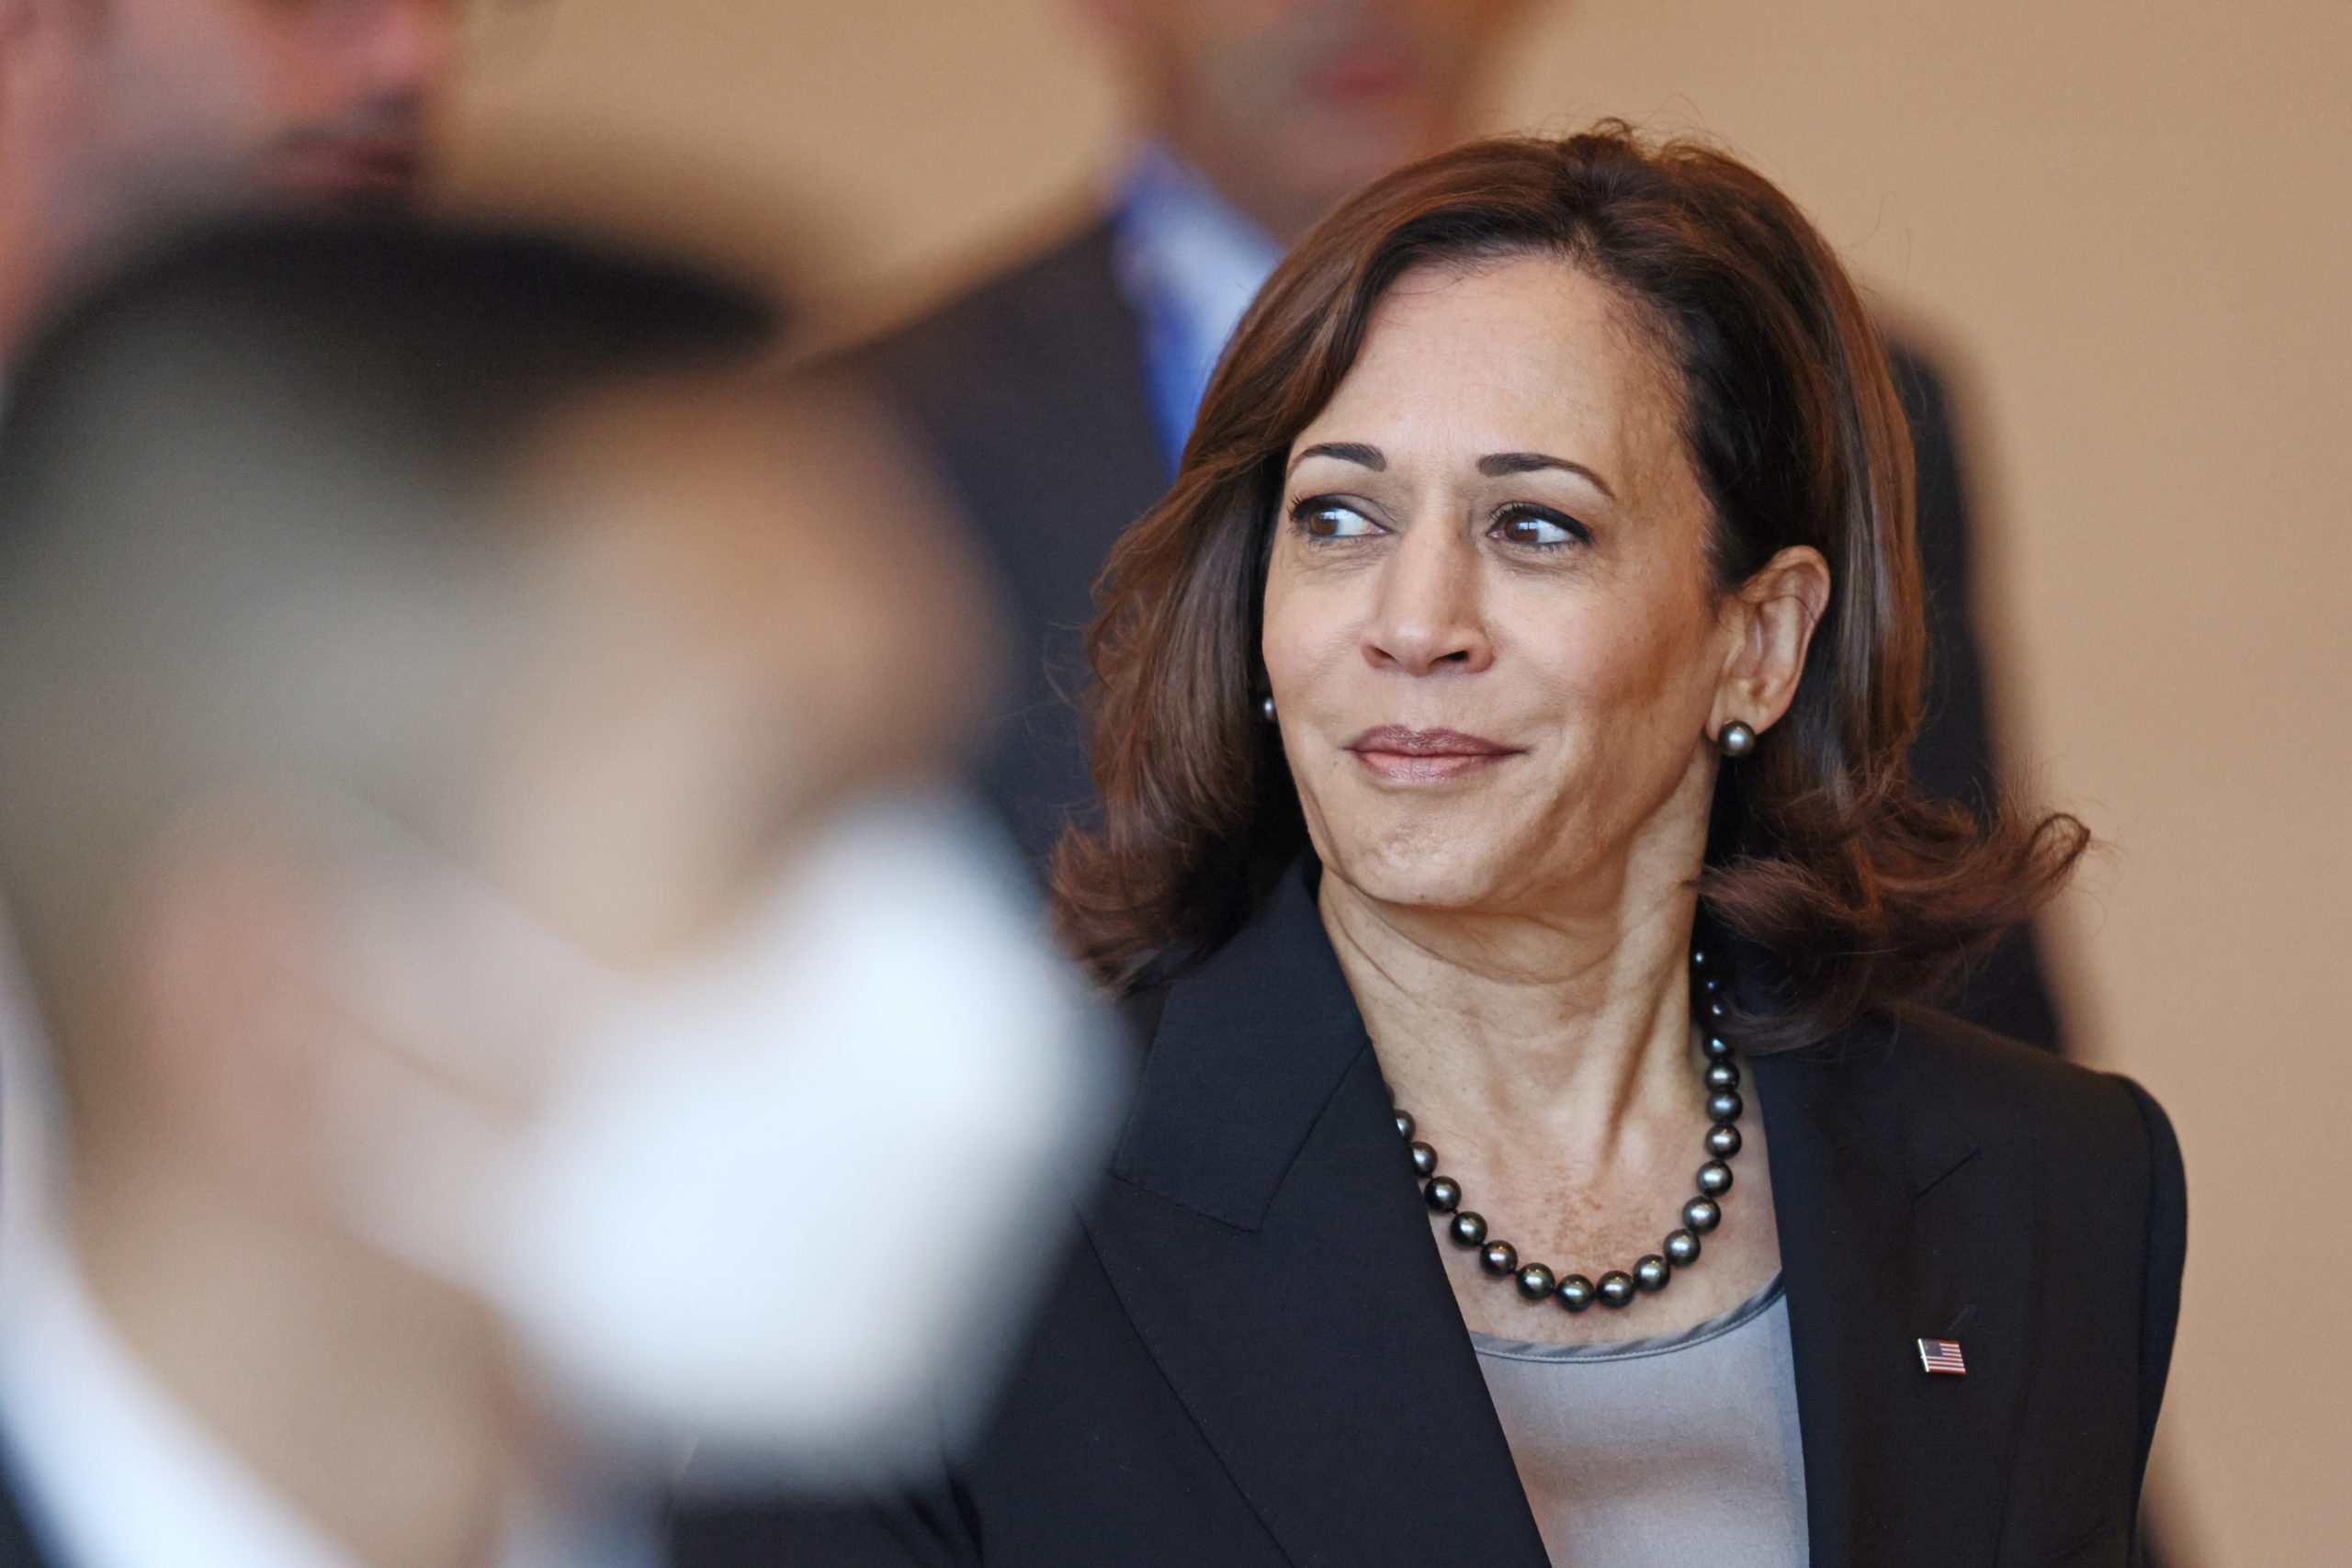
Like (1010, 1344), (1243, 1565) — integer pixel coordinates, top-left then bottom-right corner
(849, 218), (1166, 588)
(1853, 1002), (2159, 1151)
(1751, 1003), (2185, 1565)
(844, 220), (1170, 864)
(1854, 1003), (2186, 1463)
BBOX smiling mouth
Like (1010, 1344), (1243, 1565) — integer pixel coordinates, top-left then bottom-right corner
(1344, 726), (1519, 784)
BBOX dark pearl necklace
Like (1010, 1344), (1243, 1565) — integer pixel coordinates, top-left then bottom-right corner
(1393, 948), (1744, 1313)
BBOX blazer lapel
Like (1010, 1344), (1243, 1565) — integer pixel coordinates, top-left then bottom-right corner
(1087, 882), (2044, 1567)
(1755, 1018), (2036, 1567)
(1085, 868), (1549, 1568)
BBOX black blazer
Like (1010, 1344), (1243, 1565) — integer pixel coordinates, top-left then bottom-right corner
(677, 863), (2184, 1568)
(848, 222), (1168, 873)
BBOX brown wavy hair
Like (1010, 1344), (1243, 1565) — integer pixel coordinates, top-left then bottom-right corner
(1052, 126), (2086, 1050)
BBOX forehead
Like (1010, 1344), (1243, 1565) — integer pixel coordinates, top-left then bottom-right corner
(1296, 254), (1685, 476)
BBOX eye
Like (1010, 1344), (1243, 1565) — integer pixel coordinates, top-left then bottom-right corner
(1291, 496), (1384, 540)
(1488, 503), (1591, 548)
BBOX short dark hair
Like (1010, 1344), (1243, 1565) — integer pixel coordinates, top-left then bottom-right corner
(1052, 126), (2086, 1049)
(0, 212), (779, 1066)
(0, 211), (778, 509)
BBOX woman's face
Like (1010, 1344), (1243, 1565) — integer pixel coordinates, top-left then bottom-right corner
(1263, 254), (1763, 922)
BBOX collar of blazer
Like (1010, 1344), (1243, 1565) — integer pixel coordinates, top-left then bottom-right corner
(1091, 861), (2035, 1568)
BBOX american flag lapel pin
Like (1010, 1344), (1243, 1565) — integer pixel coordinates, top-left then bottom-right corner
(1917, 1337), (1967, 1375)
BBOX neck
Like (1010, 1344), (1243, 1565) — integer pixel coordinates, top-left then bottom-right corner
(1315, 762), (1718, 1161)
(70, 1153), (533, 1568)
(1170, 150), (1326, 246)
(1324, 875), (1699, 1139)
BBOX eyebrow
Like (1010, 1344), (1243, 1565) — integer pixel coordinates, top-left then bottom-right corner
(1477, 451), (1616, 500)
(1288, 442), (1385, 476)
(1287, 442), (1617, 502)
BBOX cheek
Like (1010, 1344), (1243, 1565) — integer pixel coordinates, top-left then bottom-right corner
(1497, 575), (1726, 766)
(1518, 593), (1709, 709)
(1259, 553), (1348, 697)
(106, 21), (269, 147)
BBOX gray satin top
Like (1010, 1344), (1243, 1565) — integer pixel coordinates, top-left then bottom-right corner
(1471, 1274), (1808, 1567)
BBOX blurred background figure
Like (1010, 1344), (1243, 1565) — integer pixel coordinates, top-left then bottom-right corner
(0, 0), (457, 348)
(0, 215), (1113, 1568)
(857, 0), (2061, 1048)
(854, 0), (1523, 868)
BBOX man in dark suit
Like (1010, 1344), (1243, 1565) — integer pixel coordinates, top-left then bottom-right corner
(856, 0), (2062, 1049)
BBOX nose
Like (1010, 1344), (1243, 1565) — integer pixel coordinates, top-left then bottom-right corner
(1362, 520), (1492, 677)
(336, 0), (460, 104)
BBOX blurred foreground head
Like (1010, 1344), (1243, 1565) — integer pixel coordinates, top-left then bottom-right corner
(0, 216), (1107, 1563)
(0, 0), (458, 344)
(1080, 0), (1532, 239)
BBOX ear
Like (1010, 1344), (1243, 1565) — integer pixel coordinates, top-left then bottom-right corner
(1711, 546), (1832, 740)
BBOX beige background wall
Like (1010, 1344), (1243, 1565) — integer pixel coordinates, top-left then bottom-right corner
(452, 3), (2352, 1560)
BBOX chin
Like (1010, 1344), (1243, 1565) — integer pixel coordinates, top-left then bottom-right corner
(1291, 134), (1419, 201)
(1315, 811), (1521, 914)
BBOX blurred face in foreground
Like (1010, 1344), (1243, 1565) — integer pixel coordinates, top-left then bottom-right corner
(50, 375), (1097, 1559)
(1081, 0), (1529, 239)
(1261, 255), (1829, 933)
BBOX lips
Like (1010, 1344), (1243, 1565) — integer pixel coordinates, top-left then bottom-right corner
(267, 135), (424, 198)
(1344, 726), (1518, 784)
